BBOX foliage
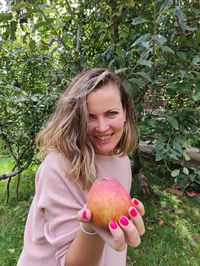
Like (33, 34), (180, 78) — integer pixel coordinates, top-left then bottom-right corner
(0, 0), (200, 196)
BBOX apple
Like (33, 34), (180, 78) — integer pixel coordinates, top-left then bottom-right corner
(86, 177), (132, 228)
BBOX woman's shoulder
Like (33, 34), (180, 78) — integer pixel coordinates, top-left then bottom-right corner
(44, 150), (69, 164)
(37, 150), (70, 176)
(45, 150), (65, 160)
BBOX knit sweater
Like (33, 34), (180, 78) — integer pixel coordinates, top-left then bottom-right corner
(17, 151), (132, 266)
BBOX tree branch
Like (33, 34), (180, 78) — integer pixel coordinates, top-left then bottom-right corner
(0, 168), (23, 180)
(35, 3), (69, 64)
(0, 132), (17, 162)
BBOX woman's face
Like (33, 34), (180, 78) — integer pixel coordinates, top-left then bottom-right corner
(87, 83), (126, 155)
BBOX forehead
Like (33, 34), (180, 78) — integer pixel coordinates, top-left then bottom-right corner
(87, 83), (122, 113)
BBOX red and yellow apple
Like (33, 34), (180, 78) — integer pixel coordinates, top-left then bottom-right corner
(86, 177), (132, 228)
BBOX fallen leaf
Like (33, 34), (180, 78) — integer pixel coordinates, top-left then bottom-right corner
(166, 187), (184, 196)
(8, 248), (15, 254)
(159, 219), (165, 226)
(186, 191), (199, 197)
(172, 183), (183, 189)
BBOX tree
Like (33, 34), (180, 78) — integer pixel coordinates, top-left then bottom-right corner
(0, 0), (199, 200)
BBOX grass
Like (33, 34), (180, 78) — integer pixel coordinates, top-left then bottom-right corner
(0, 154), (200, 266)
(128, 164), (200, 266)
(0, 153), (35, 266)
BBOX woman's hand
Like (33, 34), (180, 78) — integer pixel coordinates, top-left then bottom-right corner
(77, 198), (145, 252)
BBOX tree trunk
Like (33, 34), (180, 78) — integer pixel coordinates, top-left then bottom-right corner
(132, 148), (159, 200)
(139, 143), (200, 168)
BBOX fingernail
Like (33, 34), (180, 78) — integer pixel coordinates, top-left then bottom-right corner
(119, 216), (129, 226)
(133, 198), (139, 206)
(82, 210), (88, 220)
(109, 220), (118, 230)
(130, 207), (138, 218)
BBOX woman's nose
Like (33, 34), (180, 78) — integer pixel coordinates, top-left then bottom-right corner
(96, 118), (109, 132)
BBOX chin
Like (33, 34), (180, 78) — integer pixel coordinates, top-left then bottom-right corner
(95, 148), (115, 156)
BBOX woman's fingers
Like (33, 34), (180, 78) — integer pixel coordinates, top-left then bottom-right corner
(90, 221), (126, 251)
(132, 198), (145, 216)
(77, 207), (92, 223)
(108, 221), (126, 251)
(116, 198), (145, 248)
(129, 207), (145, 236)
(118, 216), (141, 247)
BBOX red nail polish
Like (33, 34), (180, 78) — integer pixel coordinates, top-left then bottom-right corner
(82, 210), (87, 220)
(133, 198), (139, 206)
(109, 220), (118, 230)
(119, 216), (129, 226)
(130, 207), (137, 218)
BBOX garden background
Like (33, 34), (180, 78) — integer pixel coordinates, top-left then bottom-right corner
(0, 1), (200, 265)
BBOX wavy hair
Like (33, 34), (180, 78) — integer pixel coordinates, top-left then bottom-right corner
(36, 68), (139, 189)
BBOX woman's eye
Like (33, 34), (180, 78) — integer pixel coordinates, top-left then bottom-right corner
(88, 114), (96, 121)
(108, 111), (118, 117)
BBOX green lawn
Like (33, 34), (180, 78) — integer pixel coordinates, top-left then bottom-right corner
(0, 153), (35, 266)
(0, 154), (199, 266)
(128, 165), (200, 266)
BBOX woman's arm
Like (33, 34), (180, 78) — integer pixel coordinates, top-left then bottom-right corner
(65, 224), (104, 266)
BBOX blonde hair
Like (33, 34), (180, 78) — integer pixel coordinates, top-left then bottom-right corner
(36, 68), (139, 189)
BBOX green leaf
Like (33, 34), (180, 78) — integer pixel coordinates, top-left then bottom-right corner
(195, 79), (200, 90)
(185, 26), (197, 32)
(155, 153), (164, 161)
(136, 71), (152, 82)
(173, 139), (182, 153)
(12, 2), (32, 11)
(137, 59), (152, 68)
(192, 55), (200, 65)
(0, 13), (12, 21)
(39, 4), (51, 9)
(152, 35), (167, 45)
(29, 39), (36, 50)
(115, 68), (129, 74)
(179, 70), (186, 78)
(141, 41), (150, 48)
(176, 51), (187, 61)
(12, 49), (22, 55)
(171, 169), (180, 177)
(155, 136), (167, 151)
(183, 151), (191, 161)
(132, 33), (151, 46)
(132, 17), (146, 25)
(128, 78), (144, 87)
(192, 92), (200, 101)
(183, 167), (189, 175)
(160, 46), (174, 54)
(159, 0), (173, 12)
(157, 14), (168, 24)
(169, 149), (180, 160)
(167, 116), (179, 130)
(10, 21), (18, 41)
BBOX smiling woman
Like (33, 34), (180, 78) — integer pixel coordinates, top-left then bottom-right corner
(87, 83), (126, 156)
(17, 68), (144, 266)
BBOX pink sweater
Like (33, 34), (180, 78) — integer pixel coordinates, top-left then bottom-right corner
(17, 151), (132, 266)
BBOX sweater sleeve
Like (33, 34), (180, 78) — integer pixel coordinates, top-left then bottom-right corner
(34, 152), (87, 264)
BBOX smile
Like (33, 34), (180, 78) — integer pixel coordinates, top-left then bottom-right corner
(95, 134), (113, 141)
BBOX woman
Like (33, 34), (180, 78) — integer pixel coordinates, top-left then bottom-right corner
(17, 68), (145, 266)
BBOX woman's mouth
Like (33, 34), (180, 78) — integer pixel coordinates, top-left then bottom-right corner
(95, 134), (113, 141)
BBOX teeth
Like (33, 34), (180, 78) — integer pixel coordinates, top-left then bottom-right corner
(96, 135), (111, 141)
